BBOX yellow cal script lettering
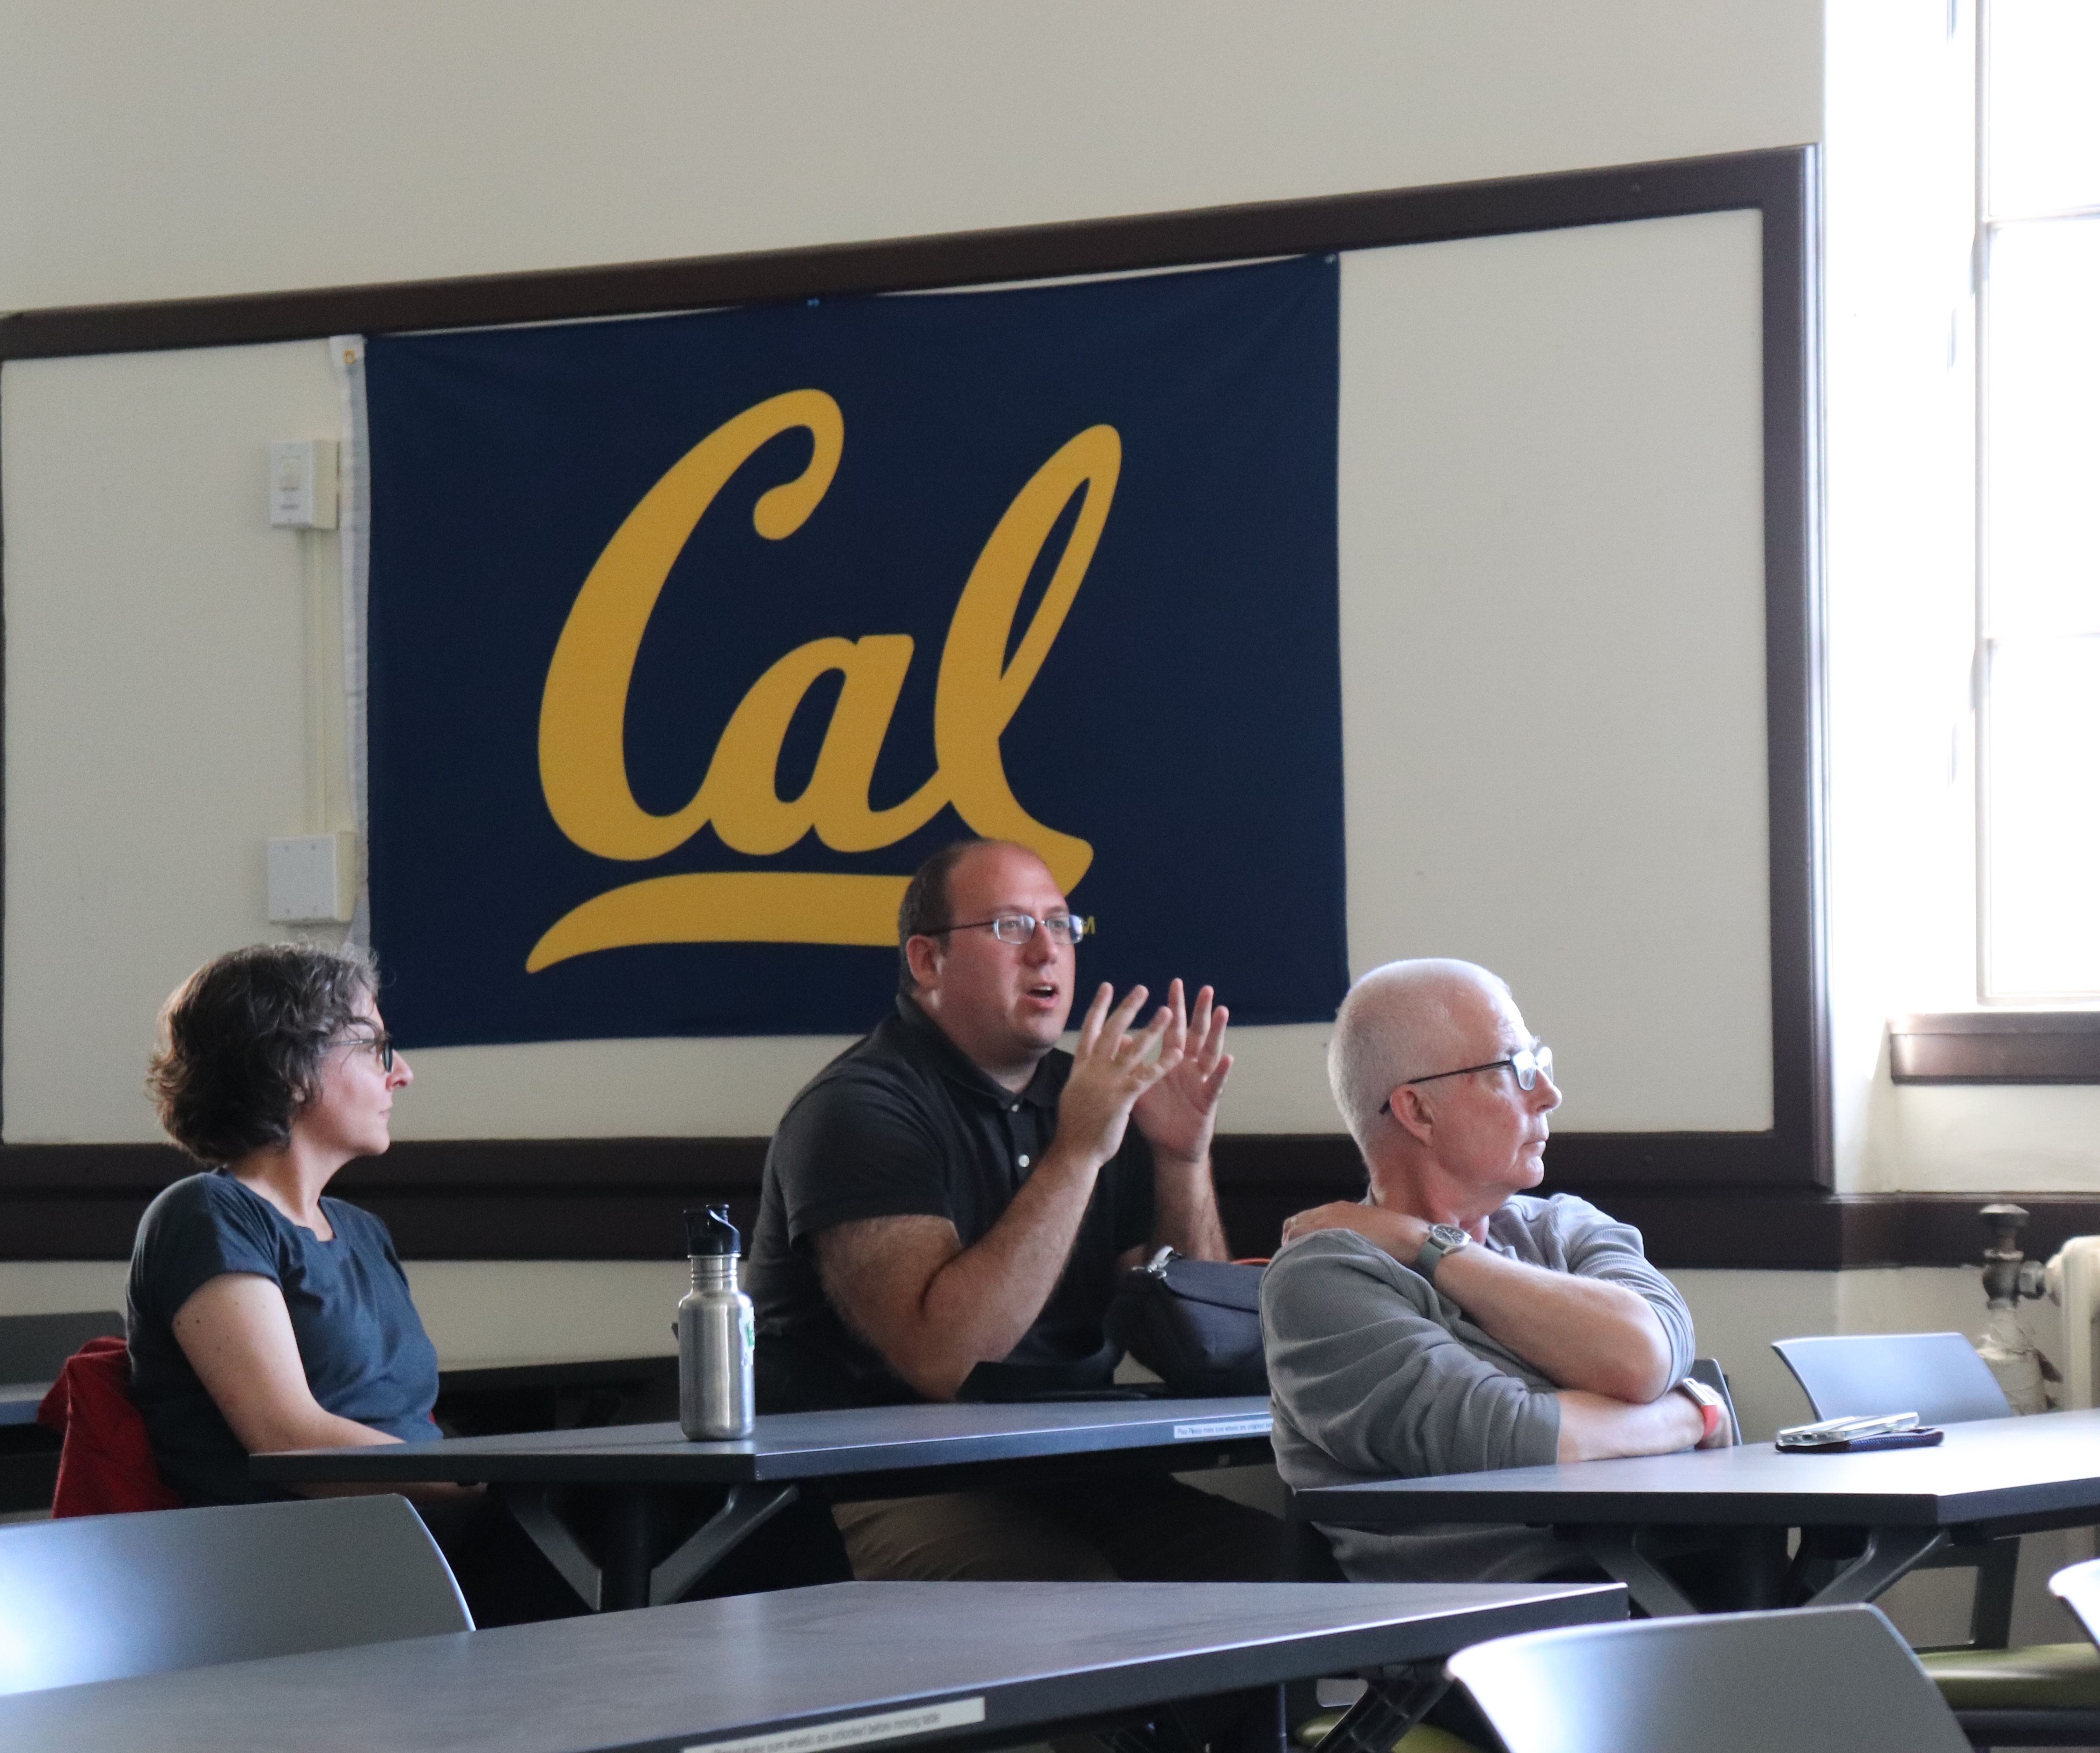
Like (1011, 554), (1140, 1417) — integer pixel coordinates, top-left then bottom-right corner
(528, 393), (1117, 971)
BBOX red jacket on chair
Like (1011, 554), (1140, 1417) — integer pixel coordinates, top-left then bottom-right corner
(35, 1335), (182, 1516)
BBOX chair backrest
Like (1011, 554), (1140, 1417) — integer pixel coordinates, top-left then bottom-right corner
(39, 1336), (181, 1516)
(0, 1310), (123, 1382)
(1447, 1603), (1972, 1753)
(1772, 1332), (2013, 1426)
(2050, 1556), (2100, 1647)
(0, 1494), (472, 1694)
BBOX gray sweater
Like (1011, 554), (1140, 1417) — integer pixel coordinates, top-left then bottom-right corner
(1261, 1192), (1694, 1582)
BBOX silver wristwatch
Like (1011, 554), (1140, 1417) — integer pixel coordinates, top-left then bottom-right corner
(1414, 1222), (1471, 1282)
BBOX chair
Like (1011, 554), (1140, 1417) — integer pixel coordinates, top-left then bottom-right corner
(35, 1336), (181, 1516)
(0, 1309), (124, 1381)
(1445, 1603), (1972, 1753)
(1905, 1558), (2100, 1748)
(1772, 1332), (2014, 1427)
(1773, 1332), (2018, 1651)
(0, 1311), (125, 1512)
(0, 1494), (472, 1694)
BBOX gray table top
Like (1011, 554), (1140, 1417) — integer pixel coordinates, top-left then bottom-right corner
(0, 1578), (1624, 1753)
(0, 1383), (47, 1428)
(1301, 1407), (2100, 1531)
(255, 1396), (1275, 1487)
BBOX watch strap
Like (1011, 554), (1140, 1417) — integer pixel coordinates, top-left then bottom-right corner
(1413, 1225), (1469, 1282)
(1674, 1376), (1724, 1442)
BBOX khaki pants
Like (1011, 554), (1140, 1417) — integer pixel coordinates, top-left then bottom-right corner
(833, 1476), (1286, 1582)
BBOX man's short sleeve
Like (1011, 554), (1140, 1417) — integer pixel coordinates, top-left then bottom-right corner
(767, 1067), (955, 1248)
(1512, 1195), (1696, 1382)
(130, 1175), (284, 1328)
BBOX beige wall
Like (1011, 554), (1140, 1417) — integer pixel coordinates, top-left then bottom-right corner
(0, 1), (1820, 312)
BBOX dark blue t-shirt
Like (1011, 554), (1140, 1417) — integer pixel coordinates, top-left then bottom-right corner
(125, 1171), (440, 1505)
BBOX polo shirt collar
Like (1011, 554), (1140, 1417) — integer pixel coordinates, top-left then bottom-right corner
(893, 994), (1061, 1111)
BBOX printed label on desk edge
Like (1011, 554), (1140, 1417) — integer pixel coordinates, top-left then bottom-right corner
(1173, 1417), (1271, 1441)
(688, 1698), (986, 1753)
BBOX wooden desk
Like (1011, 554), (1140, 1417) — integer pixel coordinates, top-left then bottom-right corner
(257, 1397), (1276, 1611)
(0, 1578), (1624, 1753)
(1299, 1408), (2100, 1617)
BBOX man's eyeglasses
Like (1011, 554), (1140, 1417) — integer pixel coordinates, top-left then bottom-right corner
(335, 1031), (396, 1072)
(929, 913), (1091, 946)
(1379, 1044), (1553, 1113)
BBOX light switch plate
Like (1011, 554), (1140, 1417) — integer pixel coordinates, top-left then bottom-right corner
(269, 438), (338, 529)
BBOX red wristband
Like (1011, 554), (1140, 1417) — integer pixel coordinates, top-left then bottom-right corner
(1674, 1378), (1723, 1441)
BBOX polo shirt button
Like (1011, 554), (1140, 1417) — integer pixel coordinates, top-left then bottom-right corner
(1018, 1154), (1031, 1168)
(1010, 1103), (1021, 1113)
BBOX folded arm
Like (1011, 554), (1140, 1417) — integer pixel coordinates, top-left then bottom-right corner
(172, 1273), (473, 1503)
(1555, 1387), (1716, 1462)
(1280, 1202), (1674, 1402)
(816, 1170), (1103, 1401)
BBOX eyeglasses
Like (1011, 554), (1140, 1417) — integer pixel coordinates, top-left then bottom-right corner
(335, 1030), (396, 1072)
(929, 912), (1091, 946)
(1379, 1044), (1553, 1113)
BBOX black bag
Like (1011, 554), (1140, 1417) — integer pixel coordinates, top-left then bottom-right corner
(1105, 1247), (1268, 1396)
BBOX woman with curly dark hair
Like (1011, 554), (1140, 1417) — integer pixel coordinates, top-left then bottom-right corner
(126, 941), (442, 1508)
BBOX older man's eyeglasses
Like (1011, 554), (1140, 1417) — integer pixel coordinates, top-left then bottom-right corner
(1379, 1044), (1553, 1113)
(335, 1031), (396, 1072)
(930, 913), (1091, 946)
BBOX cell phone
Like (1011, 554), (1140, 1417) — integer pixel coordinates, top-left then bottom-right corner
(1777, 1411), (1941, 1452)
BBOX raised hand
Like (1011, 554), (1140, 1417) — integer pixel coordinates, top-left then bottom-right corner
(1131, 981), (1234, 1165)
(1050, 983), (1182, 1173)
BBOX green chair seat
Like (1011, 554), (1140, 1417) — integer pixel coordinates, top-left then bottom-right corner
(1292, 1705), (1482, 1753)
(1919, 1641), (2100, 1709)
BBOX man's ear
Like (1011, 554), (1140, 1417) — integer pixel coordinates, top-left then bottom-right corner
(1387, 1083), (1437, 1146)
(904, 934), (944, 994)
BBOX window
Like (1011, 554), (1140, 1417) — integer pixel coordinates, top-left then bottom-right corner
(1977, 0), (2100, 998)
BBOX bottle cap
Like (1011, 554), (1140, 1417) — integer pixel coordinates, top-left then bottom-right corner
(684, 1205), (741, 1258)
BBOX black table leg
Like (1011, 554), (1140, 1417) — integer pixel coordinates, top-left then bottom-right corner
(1802, 1525), (1948, 1607)
(1576, 1526), (1700, 1618)
(501, 1483), (605, 1612)
(1310, 1662), (1450, 1753)
(1715, 1525), (1791, 1610)
(498, 1482), (809, 1613)
(600, 1486), (660, 1613)
(649, 1483), (801, 1606)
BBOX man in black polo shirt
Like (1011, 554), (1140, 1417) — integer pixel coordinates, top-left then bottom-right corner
(748, 838), (1282, 1581)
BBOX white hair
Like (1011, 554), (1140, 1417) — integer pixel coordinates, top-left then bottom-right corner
(1327, 959), (1513, 1149)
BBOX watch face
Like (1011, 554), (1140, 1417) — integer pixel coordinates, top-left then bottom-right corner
(1428, 1223), (1469, 1250)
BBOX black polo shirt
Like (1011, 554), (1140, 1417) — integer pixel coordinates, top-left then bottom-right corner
(747, 995), (1156, 1411)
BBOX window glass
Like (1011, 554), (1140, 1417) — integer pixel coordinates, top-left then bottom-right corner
(1987, 0), (2100, 216)
(1983, 217), (2100, 637)
(1978, 0), (2100, 998)
(1985, 636), (2100, 995)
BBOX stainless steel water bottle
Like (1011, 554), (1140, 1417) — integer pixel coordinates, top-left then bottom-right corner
(678, 1205), (755, 1440)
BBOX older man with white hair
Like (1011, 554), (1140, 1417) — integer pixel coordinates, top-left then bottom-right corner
(1261, 958), (1730, 1582)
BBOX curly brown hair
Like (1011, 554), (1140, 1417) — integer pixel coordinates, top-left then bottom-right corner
(147, 942), (379, 1165)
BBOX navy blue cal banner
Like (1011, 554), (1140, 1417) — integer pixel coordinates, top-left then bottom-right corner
(366, 254), (1343, 1045)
